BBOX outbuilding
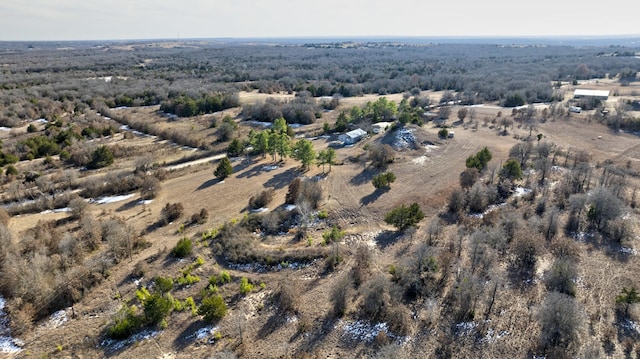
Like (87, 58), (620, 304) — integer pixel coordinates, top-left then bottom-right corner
(338, 128), (367, 145)
(573, 89), (610, 101)
(372, 122), (392, 134)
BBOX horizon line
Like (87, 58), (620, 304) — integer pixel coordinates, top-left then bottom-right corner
(2, 34), (640, 44)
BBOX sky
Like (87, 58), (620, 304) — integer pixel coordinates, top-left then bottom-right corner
(1, 0), (639, 41)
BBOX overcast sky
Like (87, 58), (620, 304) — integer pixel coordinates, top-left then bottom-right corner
(1, 0), (638, 41)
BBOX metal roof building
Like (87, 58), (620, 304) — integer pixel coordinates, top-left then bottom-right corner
(573, 89), (610, 100)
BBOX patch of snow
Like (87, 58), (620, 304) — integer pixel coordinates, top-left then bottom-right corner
(284, 204), (297, 211)
(262, 165), (279, 171)
(113, 106), (129, 110)
(34, 118), (48, 123)
(39, 207), (72, 214)
(551, 165), (566, 172)
(133, 277), (143, 287)
(289, 124), (304, 129)
(455, 321), (478, 336)
(622, 319), (640, 333)
(91, 194), (135, 205)
(100, 329), (160, 352)
(572, 231), (595, 242)
(47, 309), (68, 329)
(469, 203), (507, 219)
(620, 247), (637, 255)
(192, 326), (218, 340)
(338, 320), (409, 344)
(227, 259), (316, 273)
(0, 297), (23, 354)
(138, 200), (153, 205)
(250, 207), (269, 213)
(513, 187), (532, 197)
(246, 121), (272, 128)
(286, 315), (298, 323)
(412, 156), (427, 165)
(0, 127), (11, 132)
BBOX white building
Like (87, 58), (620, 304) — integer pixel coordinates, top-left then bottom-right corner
(372, 122), (392, 134)
(339, 128), (367, 145)
(573, 89), (610, 101)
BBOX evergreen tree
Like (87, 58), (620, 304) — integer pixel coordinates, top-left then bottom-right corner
(214, 157), (233, 180)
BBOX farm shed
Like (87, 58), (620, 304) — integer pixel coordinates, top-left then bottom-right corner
(339, 128), (367, 145)
(573, 89), (610, 100)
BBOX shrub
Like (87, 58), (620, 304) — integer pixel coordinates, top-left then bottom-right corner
(538, 292), (585, 351)
(500, 159), (523, 180)
(87, 145), (114, 169)
(331, 274), (352, 317)
(172, 237), (193, 258)
(155, 276), (174, 295)
(438, 128), (449, 138)
(322, 225), (345, 243)
(143, 293), (174, 325)
(248, 189), (275, 209)
(465, 147), (492, 171)
(198, 295), (227, 323)
(160, 202), (184, 225)
(108, 305), (140, 339)
(368, 144), (395, 168)
(191, 208), (209, 225)
(276, 282), (299, 314)
(372, 172), (396, 190)
(214, 157), (233, 180)
(239, 277), (253, 295)
(384, 203), (424, 230)
(545, 259), (577, 296)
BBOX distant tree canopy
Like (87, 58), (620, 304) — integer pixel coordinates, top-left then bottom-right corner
(503, 93), (525, 108)
(160, 92), (240, 117)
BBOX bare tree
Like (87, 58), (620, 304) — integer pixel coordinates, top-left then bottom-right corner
(538, 292), (585, 353)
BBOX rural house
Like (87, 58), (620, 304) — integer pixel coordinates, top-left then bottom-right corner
(339, 128), (367, 145)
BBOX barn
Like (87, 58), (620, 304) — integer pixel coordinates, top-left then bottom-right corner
(573, 89), (610, 101)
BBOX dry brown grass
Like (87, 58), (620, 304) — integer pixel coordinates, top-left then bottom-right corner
(8, 82), (640, 358)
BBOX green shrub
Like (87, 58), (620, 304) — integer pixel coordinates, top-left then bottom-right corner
(322, 225), (345, 243)
(172, 237), (193, 258)
(372, 172), (396, 189)
(176, 273), (200, 286)
(154, 277), (174, 295)
(438, 128), (449, 138)
(218, 270), (232, 284)
(317, 210), (329, 219)
(198, 295), (227, 323)
(239, 277), (254, 295)
(108, 305), (140, 339)
(143, 293), (174, 325)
